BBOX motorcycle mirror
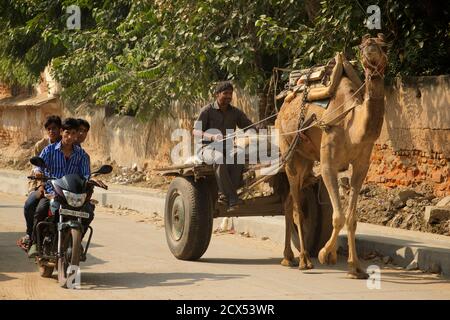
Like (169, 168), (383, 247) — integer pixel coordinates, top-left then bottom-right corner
(30, 156), (47, 168)
(92, 165), (113, 175)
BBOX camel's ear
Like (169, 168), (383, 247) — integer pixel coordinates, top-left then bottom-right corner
(376, 33), (389, 50)
(362, 33), (371, 43)
(378, 33), (386, 44)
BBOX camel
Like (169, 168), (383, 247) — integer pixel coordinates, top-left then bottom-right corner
(274, 33), (388, 279)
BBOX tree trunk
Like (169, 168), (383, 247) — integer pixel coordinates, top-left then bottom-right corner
(304, 0), (321, 23)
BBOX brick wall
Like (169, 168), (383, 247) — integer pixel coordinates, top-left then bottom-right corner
(366, 144), (449, 196)
(0, 128), (12, 147)
(0, 101), (62, 147)
(69, 87), (260, 169)
(0, 83), (11, 98)
(1, 75), (449, 197)
(38, 72), (48, 96)
(367, 75), (450, 196)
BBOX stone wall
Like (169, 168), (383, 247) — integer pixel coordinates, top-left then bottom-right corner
(71, 87), (260, 169)
(0, 67), (63, 148)
(0, 100), (63, 146)
(0, 128), (12, 147)
(366, 76), (450, 196)
(35, 66), (62, 97)
(0, 83), (10, 98)
(380, 75), (450, 155)
(0, 76), (448, 196)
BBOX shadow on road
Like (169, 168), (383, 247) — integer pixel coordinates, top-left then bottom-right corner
(0, 231), (107, 277)
(0, 273), (16, 282)
(199, 257), (282, 265)
(0, 205), (23, 209)
(377, 270), (450, 285)
(0, 232), (37, 275)
(81, 272), (248, 290)
(203, 254), (450, 285)
(80, 253), (108, 269)
(302, 257), (450, 284)
(82, 242), (107, 269)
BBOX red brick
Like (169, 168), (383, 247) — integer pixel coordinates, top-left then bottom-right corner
(407, 170), (415, 179)
(432, 172), (443, 183)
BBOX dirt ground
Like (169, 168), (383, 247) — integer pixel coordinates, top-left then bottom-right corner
(2, 192), (449, 300)
(356, 183), (450, 236)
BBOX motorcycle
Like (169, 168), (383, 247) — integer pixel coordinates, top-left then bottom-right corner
(28, 156), (112, 288)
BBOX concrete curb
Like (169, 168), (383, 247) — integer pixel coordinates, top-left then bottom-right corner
(0, 169), (29, 196)
(92, 185), (166, 215)
(0, 169), (166, 215)
(1, 169), (449, 277)
(338, 226), (450, 277)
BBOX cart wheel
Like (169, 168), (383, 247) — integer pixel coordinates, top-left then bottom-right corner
(291, 178), (332, 257)
(165, 176), (213, 260)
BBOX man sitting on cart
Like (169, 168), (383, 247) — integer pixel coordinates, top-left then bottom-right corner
(193, 81), (256, 211)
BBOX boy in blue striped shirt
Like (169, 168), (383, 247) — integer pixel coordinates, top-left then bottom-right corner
(28, 118), (91, 258)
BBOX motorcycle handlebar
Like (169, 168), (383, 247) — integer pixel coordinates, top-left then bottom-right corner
(27, 176), (53, 181)
(88, 180), (108, 190)
(27, 176), (108, 190)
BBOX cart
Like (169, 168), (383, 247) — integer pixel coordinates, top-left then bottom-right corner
(156, 160), (333, 261)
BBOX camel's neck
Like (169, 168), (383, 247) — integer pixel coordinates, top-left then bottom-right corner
(365, 75), (385, 101)
(352, 75), (385, 142)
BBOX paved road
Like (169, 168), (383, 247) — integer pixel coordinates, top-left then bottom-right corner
(1, 192), (449, 300)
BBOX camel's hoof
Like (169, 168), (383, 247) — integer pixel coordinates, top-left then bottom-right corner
(347, 267), (369, 279)
(281, 257), (299, 267)
(299, 252), (314, 270)
(318, 247), (338, 265)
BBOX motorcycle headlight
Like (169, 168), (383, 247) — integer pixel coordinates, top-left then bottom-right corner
(62, 190), (87, 208)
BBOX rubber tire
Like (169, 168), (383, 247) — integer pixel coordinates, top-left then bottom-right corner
(291, 178), (332, 257)
(165, 177), (213, 260)
(58, 228), (82, 288)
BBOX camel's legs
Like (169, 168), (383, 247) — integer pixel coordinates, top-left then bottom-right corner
(346, 149), (371, 279)
(318, 162), (342, 265)
(281, 194), (298, 267)
(285, 154), (314, 270)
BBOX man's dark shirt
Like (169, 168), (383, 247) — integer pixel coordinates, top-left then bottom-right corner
(194, 101), (254, 145)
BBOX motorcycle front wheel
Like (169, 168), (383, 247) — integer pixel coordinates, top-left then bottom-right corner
(57, 228), (82, 288)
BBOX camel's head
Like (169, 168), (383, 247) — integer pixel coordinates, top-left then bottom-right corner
(359, 33), (388, 77)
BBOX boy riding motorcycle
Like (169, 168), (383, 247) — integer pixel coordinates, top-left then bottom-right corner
(27, 118), (91, 258)
(18, 115), (62, 251)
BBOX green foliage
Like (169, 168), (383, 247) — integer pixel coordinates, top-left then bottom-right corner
(256, 0), (450, 77)
(0, 0), (449, 119)
(81, 0), (308, 119)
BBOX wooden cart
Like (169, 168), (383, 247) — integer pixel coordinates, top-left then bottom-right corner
(156, 161), (333, 261)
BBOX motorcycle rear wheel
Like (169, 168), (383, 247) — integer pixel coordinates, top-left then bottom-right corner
(37, 259), (54, 278)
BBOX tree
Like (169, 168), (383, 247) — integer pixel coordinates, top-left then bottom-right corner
(1, 0), (449, 120)
(257, 0), (450, 76)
